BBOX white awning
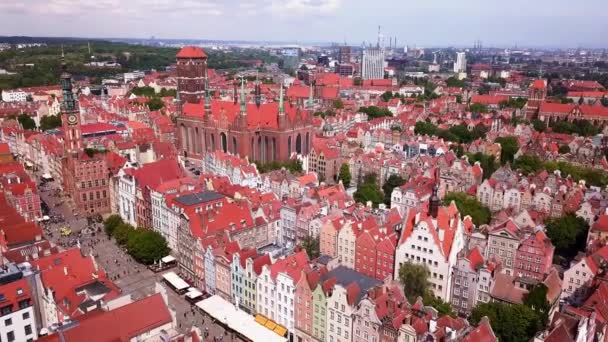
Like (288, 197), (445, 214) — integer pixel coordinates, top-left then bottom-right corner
(196, 296), (287, 342)
(42, 173), (53, 180)
(25, 161), (33, 167)
(162, 271), (189, 291)
(161, 255), (176, 263)
(185, 289), (203, 299)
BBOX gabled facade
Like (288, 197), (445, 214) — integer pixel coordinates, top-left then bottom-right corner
(393, 202), (465, 301)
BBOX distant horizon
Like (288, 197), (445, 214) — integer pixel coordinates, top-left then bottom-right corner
(1, 35), (606, 51)
(1, 1), (607, 49)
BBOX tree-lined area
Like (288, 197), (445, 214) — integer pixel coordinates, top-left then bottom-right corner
(103, 214), (170, 265)
(0, 40), (280, 90)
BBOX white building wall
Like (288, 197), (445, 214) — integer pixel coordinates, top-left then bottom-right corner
(0, 305), (37, 342)
(361, 48), (385, 80)
(326, 285), (354, 342)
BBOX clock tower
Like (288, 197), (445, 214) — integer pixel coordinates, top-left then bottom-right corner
(60, 69), (82, 155)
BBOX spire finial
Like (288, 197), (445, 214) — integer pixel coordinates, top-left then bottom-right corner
(61, 44), (64, 58)
(240, 76), (246, 113)
(279, 83), (284, 114)
(204, 76), (211, 114)
(429, 169), (440, 218)
(308, 80), (314, 108)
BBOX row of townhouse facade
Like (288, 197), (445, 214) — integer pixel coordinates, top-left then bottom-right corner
(202, 150), (260, 188)
(476, 177), (582, 217)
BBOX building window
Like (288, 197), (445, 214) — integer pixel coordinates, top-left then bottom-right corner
(24, 324), (32, 335)
(5, 318), (12, 326)
(7, 331), (15, 342)
(22, 312), (29, 320)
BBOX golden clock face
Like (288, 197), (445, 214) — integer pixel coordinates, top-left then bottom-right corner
(67, 114), (78, 125)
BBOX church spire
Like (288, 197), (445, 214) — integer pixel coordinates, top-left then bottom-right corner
(307, 80), (314, 108)
(428, 169), (440, 218)
(240, 77), (246, 114)
(204, 75), (211, 117)
(254, 71), (261, 108)
(278, 83), (284, 115)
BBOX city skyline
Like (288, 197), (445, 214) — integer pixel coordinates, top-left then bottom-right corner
(1, 0), (607, 48)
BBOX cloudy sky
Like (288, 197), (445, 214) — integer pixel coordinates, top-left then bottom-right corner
(1, 0), (606, 48)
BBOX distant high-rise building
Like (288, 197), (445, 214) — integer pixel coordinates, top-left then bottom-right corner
(453, 52), (467, 73)
(361, 48), (385, 80)
(338, 46), (351, 64)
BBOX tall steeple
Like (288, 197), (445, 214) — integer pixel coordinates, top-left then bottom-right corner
(254, 71), (261, 108)
(233, 81), (238, 105)
(278, 83), (284, 115)
(277, 82), (288, 130)
(240, 77), (246, 114)
(428, 169), (440, 218)
(307, 80), (314, 108)
(204, 74), (211, 118)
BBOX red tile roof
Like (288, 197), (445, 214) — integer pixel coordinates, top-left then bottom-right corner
(592, 215), (608, 232)
(471, 95), (509, 105)
(176, 46), (207, 59)
(0, 278), (31, 313)
(0, 142), (9, 155)
(462, 317), (497, 342)
(181, 100), (309, 130)
(466, 247), (484, 271)
(38, 293), (172, 342)
(531, 79), (547, 90)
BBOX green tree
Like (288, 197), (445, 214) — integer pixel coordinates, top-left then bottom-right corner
(532, 119), (546, 132)
(445, 77), (465, 88)
(353, 174), (384, 208)
(17, 114), (36, 130)
(381, 91), (394, 102)
(558, 145), (571, 154)
(545, 213), (589, 260)
(254, 159), (303, 174)
(338, 163), (352, 187)
(398, 262), (430, 302)
(39, 114), (62, 131)
(469, 102), (489, 113)
(467, 152), (497, 180)
(423, 293), (456, 317)
(471, 124), (489, 141)
(444, 192), (491, 226)
(513, 154), (544, 176)
(499, 97), (527, 109)
(382, 174), (406, 205)
(126, 229), (170, 265)
(301, 236), (320, 259)
(495, 136), (519, 164)
(131, 86), (156, 97)
(103, 214), (124, 237)
(414, 121), (438, 136)
(146, 97), (164, 111)
(113, 223), (134, 246)
(358, 106), (393, 119)
(333, 98), (344, 109)
(470, 302), (543, 342)
(524, 283), (550, 325)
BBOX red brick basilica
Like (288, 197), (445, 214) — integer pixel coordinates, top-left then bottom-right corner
(175, 46), (314, 162)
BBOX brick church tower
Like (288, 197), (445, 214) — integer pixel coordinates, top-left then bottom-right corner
(176, 46), (208, 104)
(525, 79), (547, 119)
